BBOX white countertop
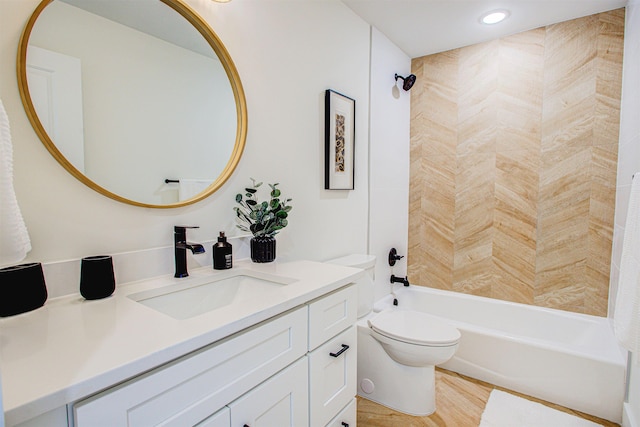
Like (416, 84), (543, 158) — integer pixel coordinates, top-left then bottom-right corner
(0, 259), (363, 426)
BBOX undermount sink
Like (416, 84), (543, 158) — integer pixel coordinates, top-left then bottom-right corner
(128, 270), (298, 320)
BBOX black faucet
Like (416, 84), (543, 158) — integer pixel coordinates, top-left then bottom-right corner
(390, 274), (410, 287)
(174, 226), (205, 278)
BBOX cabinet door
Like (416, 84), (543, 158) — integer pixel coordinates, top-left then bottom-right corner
(229, 357), (309, 427)
(309, 326), (357, 427)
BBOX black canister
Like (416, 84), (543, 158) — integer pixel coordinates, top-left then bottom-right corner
(0, 262), (48, 317)
(80, 255), (116, 300)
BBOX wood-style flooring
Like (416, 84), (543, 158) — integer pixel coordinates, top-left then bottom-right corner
(356, 368), (620, 427)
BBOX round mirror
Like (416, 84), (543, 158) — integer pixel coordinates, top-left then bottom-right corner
(17, 0), (247, 208)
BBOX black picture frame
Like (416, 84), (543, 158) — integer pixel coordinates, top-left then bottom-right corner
(324, 89), (355, 190)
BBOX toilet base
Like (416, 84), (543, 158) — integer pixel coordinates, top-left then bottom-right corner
(357, 325), (437, 416)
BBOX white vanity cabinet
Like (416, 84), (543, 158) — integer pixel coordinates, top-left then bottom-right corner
(12, 283), (358, 427)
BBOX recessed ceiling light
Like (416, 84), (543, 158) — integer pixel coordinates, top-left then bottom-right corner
(480, 10), (510, 25)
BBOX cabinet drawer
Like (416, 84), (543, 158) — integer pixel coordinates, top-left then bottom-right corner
(308, 285), (357, 350)
(74, 306), (308, 427)
(325, 398), (356, 427)
(309, 326), (357, 427)
(229, 356), (309, 427)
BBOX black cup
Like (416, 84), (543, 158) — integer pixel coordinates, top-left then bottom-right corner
(0, 262), (48, 317)
(80, 255), (116, 300)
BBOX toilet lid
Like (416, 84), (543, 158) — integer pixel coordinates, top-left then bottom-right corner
(369, 310), (461, 346)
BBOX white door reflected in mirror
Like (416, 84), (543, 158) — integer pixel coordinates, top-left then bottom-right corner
(27, 46), (85, 173)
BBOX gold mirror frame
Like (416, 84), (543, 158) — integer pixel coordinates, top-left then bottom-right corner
(17, 0), (247, 208)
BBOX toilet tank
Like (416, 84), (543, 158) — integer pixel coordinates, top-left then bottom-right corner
(326, 254), (376, 318)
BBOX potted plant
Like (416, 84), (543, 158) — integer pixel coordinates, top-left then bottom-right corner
(234, 178), (293, 262)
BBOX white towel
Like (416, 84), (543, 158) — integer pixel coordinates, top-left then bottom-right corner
(0, 98), (31, 265)
(614, 173), (640, 354)
(178, 179), (211, 201)
(480, 389), (601, 427)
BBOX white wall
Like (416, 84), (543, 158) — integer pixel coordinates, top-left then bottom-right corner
(0, 0), (371, 291)
(368, 28), (411, 301)
(612, 1), (640, 426)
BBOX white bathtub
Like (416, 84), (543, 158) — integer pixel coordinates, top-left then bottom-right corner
(377, 286), (627, 423)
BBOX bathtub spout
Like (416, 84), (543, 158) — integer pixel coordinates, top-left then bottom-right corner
(390, 275), (410, 286)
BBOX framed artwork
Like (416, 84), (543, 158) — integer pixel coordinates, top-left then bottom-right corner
(325, 89), (355, 190)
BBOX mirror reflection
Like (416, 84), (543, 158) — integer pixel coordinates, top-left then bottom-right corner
(19, 0), (246, 207)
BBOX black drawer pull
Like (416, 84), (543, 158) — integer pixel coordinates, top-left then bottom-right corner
(341, 423), (349, 427)
(329, 344), (349, 357)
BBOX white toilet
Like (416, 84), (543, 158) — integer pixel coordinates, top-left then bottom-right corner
(328, 254), (460, 416)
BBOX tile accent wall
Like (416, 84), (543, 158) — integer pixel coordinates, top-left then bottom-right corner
(408, 9), (624, 316)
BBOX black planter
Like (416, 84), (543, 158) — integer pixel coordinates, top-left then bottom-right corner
(250, 236), (276, 263)
(80, 255), (116, 300)
(0, 262), (48, 317)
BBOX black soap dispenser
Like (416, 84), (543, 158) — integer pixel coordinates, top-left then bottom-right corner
(213, 232), (232, 270)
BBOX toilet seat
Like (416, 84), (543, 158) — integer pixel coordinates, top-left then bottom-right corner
(368, 310), (460, 346)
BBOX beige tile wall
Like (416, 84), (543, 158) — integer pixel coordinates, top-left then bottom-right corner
(408, 9), (624, 316)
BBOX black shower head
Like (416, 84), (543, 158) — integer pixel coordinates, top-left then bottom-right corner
(395, 73), (416, 91)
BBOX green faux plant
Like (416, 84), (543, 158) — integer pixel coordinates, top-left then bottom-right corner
(234, 178), (293, 238)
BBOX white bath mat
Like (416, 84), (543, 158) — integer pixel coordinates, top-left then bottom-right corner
(479, 389), (602, 427)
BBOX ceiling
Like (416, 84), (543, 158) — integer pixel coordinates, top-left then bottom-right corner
(342, 0), (628, 58)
